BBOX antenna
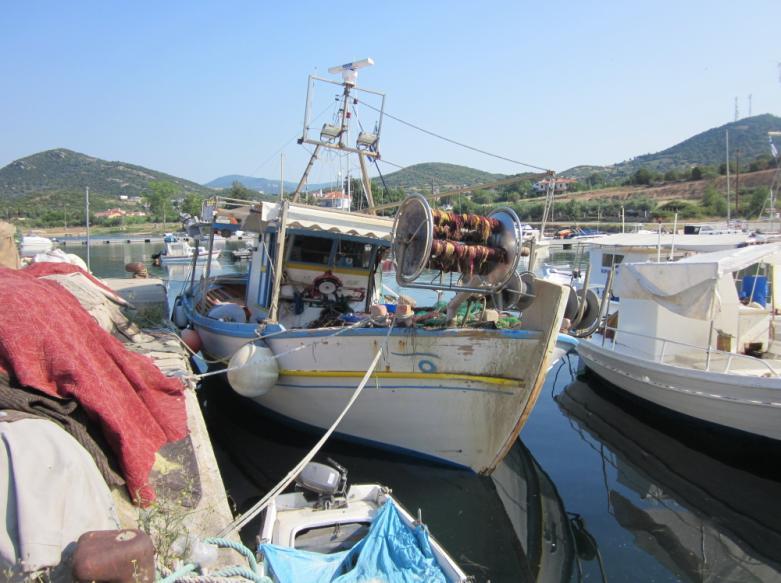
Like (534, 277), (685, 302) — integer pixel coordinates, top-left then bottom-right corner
(748, 93), (752, 117)
(327, 58), (374, 86)
(734, 96), (739, 121)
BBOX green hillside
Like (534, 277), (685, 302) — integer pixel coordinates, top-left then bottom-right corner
(375, 162), (504, 190)
(562, 114), (781, 180)
(0, 148), (212, 203)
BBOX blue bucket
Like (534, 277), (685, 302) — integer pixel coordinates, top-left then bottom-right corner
(741, 275), (768, 306)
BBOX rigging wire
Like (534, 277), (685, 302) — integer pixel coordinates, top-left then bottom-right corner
(356, 97), (552, 173)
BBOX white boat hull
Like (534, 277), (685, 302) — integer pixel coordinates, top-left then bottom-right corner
(189, 279), (569, 473)
(160, 250), (221, 265)
(577, 339), (781, 440)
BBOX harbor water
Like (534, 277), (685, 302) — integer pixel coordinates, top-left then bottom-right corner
(71, 241), (781, 582)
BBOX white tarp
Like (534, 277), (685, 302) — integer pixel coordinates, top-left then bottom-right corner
(613, 243), (781, 320)
(589, 232), (752, 252)
(240, 201), (394, 241)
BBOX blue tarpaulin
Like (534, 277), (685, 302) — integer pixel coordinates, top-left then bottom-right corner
(260, 500), (450, 582)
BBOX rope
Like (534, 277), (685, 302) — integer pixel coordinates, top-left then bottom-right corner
(356, 98), (551, 173)
(215, 338), (389, 538)
(204, 538), (259, 574)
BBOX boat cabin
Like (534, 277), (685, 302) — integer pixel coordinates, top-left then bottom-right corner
(194, 200), (392, 332)
(609, 243), (781, 367)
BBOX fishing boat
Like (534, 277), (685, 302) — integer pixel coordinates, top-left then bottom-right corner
(257, 460), (468, 582)
(576, 242), (781, 440)
(175, 59), (574, 474)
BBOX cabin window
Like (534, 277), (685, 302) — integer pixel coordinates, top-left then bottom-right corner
(288, 235), (333, 265)
(602, 253), (624, 268)
(335, 240), (373, 269)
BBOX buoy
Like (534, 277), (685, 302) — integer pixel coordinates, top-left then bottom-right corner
(181, 328), (202, 353)
(227, 343), (279, 398)
(172, 298), (188, 328)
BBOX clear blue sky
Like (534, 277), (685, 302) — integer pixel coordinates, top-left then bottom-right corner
(1, 1), (779, 185)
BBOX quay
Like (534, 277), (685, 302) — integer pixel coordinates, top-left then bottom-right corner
(0, 229), (250, 580)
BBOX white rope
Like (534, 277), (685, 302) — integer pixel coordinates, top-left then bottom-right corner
(215, 344), (386, 538)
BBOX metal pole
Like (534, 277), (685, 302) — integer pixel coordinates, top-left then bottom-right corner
(669, 212), (678, 260)
(358, 153), (376, 214)
(726, 130), (731, 224)
(280, 153), (285, 200)
(85, 187), (91, 271)
(736, 148), (740, 216)
(268, 201), (289, 322)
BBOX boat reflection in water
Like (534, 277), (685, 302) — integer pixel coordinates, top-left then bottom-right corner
(200, 376), (594, 582)
(556, 379), (781, 582)
(492, 439), (606, 583)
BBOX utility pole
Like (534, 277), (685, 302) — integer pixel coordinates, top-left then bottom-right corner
(735, 148), (741, 216)
(748, 94), (752, 117)
(726, 130), (731, 224)
(85, 187), (91, 271)
(734, 97), (739, 121)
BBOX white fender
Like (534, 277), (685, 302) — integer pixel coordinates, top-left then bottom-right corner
(227, 343), (279, 398)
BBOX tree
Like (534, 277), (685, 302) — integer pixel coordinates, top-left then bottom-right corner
(145, 180), (178, 227)
(181, 193), (203, 217)
(632, 168), (653, 185)
(663, 169), (679, 182)
(747, 187), (770, 218)
(702, 185), (727, 216)
(690, 167), (703, 181)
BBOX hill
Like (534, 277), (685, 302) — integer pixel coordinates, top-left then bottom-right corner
(562, 114), (781, 180)
(375, 162), (504, 190)
(205, 174), (301, 193)
(0, 148), (212, 204)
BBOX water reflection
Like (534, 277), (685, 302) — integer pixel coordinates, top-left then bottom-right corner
(556, 380), (781, 582)
(200, 375), (597, 583)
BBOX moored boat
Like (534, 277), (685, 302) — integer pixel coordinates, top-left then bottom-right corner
(577, 242), (781, 440)
(257, 460), (469, 582)
(175, 60), (573, 474)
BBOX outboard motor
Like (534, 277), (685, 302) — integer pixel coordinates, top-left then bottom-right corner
(295, 459), (349, 509)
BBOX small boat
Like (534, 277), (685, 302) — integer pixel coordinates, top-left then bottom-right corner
(258, 460), (469, 582)
(20, 235), (54, 257)
(156, 237), (222, 266)
(577, 242), (781, 440)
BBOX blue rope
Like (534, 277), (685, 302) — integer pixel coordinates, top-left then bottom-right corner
(158, 563), (197, 583)
(156, 537), (270, 583)
(211, 566), (270, 582)
(204, 537), (259, 574)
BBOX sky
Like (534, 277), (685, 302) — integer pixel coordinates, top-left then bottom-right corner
(1, 1), (780, 186)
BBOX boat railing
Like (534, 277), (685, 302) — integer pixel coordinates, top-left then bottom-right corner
(601, 325), (780, 376)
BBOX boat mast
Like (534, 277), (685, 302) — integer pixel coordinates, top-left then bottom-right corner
(291, 58), (383, 214)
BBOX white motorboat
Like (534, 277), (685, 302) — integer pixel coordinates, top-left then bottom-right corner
(19, 235), (54, 257)
(577, 242), (781, 440)
(175, 61), (574, 475)
(157, 237), (221, 265)
(257, 461), (468, 582)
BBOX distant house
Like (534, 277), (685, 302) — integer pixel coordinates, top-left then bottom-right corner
(94, 208), (125, 219)
(532, 177), (577, 194)
(119, 195), (129, 201)
(94, 208), (147, 219)
(311, 190), (352, 211)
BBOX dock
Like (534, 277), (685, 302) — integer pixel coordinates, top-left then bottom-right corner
(0, 265), (245, 579)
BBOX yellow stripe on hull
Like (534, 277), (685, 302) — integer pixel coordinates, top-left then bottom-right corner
(278, 369), (521, 387)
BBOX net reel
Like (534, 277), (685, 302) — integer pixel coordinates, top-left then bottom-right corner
(392, 193), (524, 295)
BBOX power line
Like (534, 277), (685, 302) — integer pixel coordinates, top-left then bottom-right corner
(356, 98), (552, 173)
